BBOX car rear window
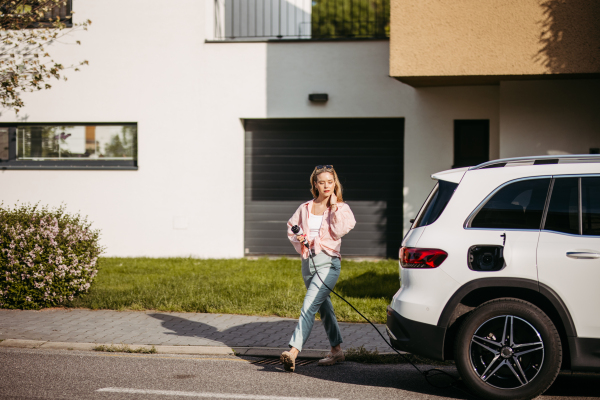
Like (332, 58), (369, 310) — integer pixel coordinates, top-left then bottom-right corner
(471, 178), (551, 230)
(414, 180), (459, 228)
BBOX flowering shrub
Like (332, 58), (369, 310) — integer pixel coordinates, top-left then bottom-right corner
(0, 203), (103, 309)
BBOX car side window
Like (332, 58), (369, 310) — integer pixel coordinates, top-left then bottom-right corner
(471, 178), (550, 230)
(582, 177), (600, 236)
(544, 178), (579, 235)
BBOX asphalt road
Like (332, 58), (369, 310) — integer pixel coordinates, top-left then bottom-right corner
(0, 348), (598, 400)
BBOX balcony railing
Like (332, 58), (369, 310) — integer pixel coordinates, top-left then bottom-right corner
(213, 0), (390, 41)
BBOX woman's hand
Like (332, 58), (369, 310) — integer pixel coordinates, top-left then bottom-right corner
(296, 234), (307, 245)
(330, 193), (338, 211)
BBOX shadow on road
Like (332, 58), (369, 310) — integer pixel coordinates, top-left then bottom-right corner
(148, 314), (600, 399)
(148, 313), (298, 347)
(543, 373), (600, 397)
(253, 361), (473, 400)
(148, 313), (472, 398)
(255, 362), (600, 399)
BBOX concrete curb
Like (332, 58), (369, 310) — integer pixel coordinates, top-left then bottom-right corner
(0, 339), (326, 358)
(0, 339), (47, 349)
(233, 347), (330, 359)
(0, 339), (400, 359)
(0, 339), (234, 355)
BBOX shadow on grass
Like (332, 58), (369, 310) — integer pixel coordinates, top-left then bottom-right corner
(336, 271), (399, 299)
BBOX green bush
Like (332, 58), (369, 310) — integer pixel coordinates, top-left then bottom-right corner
(0, 203), (103, 309)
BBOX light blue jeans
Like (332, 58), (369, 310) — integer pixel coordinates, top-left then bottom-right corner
(288, 251), (343, 352)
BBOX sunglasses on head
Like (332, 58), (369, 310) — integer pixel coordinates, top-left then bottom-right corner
(315, 165), (333, 170)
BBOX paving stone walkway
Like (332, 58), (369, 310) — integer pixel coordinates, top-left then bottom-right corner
(0, 309), (389, 352)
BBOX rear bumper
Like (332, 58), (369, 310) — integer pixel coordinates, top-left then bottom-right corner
(386, 306), (446, 361)
(569, 337), (600, 372)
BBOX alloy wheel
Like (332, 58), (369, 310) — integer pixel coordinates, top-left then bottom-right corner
(469, 315), (545, 389)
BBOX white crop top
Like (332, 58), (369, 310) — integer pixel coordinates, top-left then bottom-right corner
(308, 212), (324, 241)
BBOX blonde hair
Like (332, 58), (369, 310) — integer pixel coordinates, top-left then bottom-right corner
(309, 165), (344, 203)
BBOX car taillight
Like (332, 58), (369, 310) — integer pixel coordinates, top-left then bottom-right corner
(399, 247), (448, 268)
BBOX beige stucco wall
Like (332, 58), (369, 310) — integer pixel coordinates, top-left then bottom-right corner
(390, 0), (600, 82)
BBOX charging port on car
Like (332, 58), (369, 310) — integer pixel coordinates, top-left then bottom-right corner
(468, 245), (504, 271)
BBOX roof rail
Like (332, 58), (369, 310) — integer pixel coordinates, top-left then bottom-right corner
(470, 154), (600, 170)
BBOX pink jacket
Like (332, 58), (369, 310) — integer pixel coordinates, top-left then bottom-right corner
(287, 200), (356, 259)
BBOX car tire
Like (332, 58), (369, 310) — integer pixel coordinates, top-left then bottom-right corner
(454, 298), (561, 400)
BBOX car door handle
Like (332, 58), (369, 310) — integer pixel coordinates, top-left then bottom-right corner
(566, 252), (600, 259)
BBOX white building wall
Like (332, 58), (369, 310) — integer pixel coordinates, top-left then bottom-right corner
(499, 80), (600, 158)
(0, 0), (266, 258)
(0, 0), (503, 257)
(403, 86), (500, 229)
(265, 40), (406, 117)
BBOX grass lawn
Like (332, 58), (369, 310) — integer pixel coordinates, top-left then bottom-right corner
(68, 257), (400, 323)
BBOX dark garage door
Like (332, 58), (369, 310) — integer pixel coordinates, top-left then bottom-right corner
(244, 118), (404, 258)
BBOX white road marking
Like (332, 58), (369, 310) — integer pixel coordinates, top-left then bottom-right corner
(96, 387), (338, 400)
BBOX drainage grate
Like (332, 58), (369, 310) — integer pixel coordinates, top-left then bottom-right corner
(251, 358), (315, 366)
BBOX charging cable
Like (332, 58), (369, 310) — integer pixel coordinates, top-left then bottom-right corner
(291, 225), (466, 393)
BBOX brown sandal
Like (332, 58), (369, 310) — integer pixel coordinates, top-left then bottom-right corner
(280, 351), (296, 372)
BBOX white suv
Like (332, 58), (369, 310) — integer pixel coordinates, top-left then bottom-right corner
(386, 155), (600, 400)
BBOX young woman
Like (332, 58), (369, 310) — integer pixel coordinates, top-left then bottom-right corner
(280, 165), (356, 372)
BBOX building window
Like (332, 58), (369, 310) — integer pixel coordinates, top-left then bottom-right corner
(38, 0), (72, 26)
(212, 0), (390, 41)
(3, 0), (73, 29)
(0, 123), (137, 170)
(0, 128), (8, 160)
(453, 120), (489, 168)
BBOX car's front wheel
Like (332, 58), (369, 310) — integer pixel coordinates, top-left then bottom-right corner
(455, 298), (561, 400)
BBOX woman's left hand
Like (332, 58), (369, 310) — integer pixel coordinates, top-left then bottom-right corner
(330, 193), (338, 211)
